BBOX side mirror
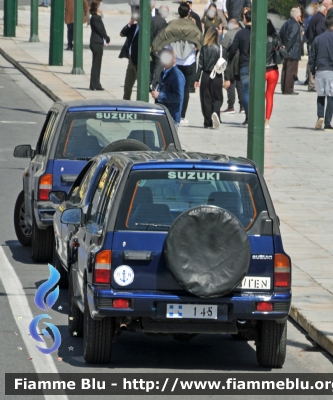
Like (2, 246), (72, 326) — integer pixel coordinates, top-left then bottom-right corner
(61, 208), (82, 225)
(49, 191), (67, 203)
(13, 145), (34, 158)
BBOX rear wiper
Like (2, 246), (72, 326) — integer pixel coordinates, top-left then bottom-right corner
(135, 223), (170, 230)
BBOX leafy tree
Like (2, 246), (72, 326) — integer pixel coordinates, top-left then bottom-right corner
(268, 0), (298, 19)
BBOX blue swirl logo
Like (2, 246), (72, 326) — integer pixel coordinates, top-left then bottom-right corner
(29, 264), (62, 354)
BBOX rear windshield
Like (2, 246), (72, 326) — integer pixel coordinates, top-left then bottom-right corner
(55, 111), (173, 159)
(116, 170), (267, 231)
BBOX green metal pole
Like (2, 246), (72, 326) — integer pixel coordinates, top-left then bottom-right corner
(29, 0), (40, 42)
(137, 0), (151, 101)
(4, 0), (16, 37)
(15, 0), (18, 26)
(72, 0), (84, 74)
(247, 0), (267, 173)
(49, 0), (64, 66)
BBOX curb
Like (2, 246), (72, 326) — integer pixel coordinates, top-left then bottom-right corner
(290, 304), (333, 356)
(0, 46), (60, 102)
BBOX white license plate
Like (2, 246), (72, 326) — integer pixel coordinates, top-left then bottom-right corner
(237, 277), (271, 290)
(166, 304), (217, 319)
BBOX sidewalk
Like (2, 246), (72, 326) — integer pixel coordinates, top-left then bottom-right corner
(1, 6), (333, 357)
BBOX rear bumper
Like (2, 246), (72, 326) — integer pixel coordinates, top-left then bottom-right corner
(34, 201), (55, 228)
(87, 286), (291, 324)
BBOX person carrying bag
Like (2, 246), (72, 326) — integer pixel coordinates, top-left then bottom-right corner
(195, 27), (225, 129)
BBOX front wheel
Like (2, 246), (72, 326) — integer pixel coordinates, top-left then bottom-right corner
(256, 321), (287, 368)
(83, 288), (114, 364)
(14, 190), (32, 247)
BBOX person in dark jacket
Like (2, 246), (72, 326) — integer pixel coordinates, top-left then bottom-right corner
(279, 7), (302, 95)
(150, 5), (168, 89)
(119, 7), (140, 100)
(228, 10), (251, 125)
(89, 0), (110, 91)
(151, 49), (186, 128)
(265, 20), (282, 129)
(185, 0), (202, 32)
(226, 0), (251, 21)
(307, 3), (328, 90)
(195, 27), (224, 129)
(221, 18), (243, 114)
(309, 15), (333, 131)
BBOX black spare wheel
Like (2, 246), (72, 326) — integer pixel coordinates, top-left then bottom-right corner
(100, 139), (151, 154)
(164, 205), (251, 298)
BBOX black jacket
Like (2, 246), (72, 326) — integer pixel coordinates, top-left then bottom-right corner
(309, 29), (333, 75)
(226, 0), (251, 20)
(119, 23), (139, 66)
(279, 18), (302, 60)
(266, 33), (281, 67)
(196, 43), (224, 81)
(151, 14), (167, 43)
(190, 10), (202, 33)
(228, 25), (251, 70)
(306, 11), (326, 44)
(90, 14), (110, 45)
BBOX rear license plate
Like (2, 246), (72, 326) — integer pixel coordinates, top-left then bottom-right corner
(237, 277), (271, 290)
(166, 304), (218, 319)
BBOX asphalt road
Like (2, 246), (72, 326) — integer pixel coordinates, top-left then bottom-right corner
(0, 54), (333, 400)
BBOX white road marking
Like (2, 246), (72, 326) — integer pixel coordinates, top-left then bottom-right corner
(0, 121), (37, 124)
(0, 246), (69, 400)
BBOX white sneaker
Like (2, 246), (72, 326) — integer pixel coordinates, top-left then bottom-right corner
(265, 124), (270, 129)
(180, 118), (189, 125)
(212, 112), (220, 129)
(315, 117), (324, 130)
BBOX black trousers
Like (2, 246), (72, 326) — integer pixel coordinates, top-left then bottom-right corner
(67, 23), (74, 48)
(177, 63), (196, 119)
(227, 79), (243, 109)
(200, 71), (223, 128)
(90, 42), (103, 90)
(281, 58), (299, 94)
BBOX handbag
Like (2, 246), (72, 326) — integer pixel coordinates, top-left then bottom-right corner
(274, 46), (288, 65)
(210, 45), (227, 79)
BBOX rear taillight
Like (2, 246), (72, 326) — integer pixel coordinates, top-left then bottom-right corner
(113, 299), (130, 308)
(39, 174), (52, 201)
(274, 254), (291, 289)
(94, 250), (111, 285)
(256, 302), (273, 312)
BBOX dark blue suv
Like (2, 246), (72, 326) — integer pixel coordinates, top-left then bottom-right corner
(13, 100), (181, 263)
(55, 152), (291, 368)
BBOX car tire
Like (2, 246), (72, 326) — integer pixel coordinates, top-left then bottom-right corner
(53, 242), (69, 289)
(256, 321), (287, 368)
(68, 268), (83, 337)
(164, 205), (251, 298)
(14, 190), (32, 247)
(83, 288), (113, 364)
(31, 215), (54, 263)
(231, 332), (248, 341)
(100, 139), (151, 154)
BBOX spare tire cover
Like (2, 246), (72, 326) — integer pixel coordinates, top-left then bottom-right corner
(164, 205), (251, 298)
(100, 139), (150, 154)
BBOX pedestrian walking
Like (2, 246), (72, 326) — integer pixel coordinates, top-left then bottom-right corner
(89, 0), (110, 91)
(195, 27), (224, 129)
(221, 18), (243, 114)
(185, 0), (203, 32)
(303, 3), (318, 88)
(228, 9), (252, 125)
(201, 4), (223, 37)
(119, 7), (140, 100)
(65, 0), (89, 51)
(152, 3), (203, 125)
(226, 0), (251, 21)
(309, 15), (333, 131)
(279, 8), (302, 95)
(265, 20), (282, 129)
(306, 2), (328, 91)
(151, 49), (186, 130)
